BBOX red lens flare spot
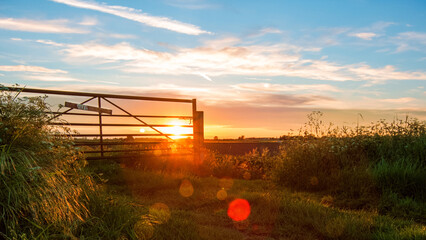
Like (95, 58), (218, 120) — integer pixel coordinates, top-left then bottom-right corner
(227, 199), (251, 221)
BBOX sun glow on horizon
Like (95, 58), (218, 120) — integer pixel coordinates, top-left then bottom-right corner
(163, 120), (192, 139)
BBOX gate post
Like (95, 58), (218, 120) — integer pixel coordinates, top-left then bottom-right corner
(98, 97), (104, 157)
(192, 99), (204, 166)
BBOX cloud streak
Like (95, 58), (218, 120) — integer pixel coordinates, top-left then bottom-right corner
(165, 0), (219, 9)
(0, 18), (87, 33)
(348, 32), (377, 40)
(0, 65), (67, 73)
(22, 74), (87, 82)
(393, 31), (426, 52)
(233, 83), (340, 92)
(51, 0), (211, 35)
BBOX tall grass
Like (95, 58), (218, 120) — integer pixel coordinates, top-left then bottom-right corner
(0, 87), (94, 237)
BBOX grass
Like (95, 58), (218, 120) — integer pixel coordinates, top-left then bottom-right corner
(92, 164), (426, 239)
(0, 87), (93, 238)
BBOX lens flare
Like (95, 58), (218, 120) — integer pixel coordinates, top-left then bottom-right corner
(227, 199), (251, 221)
(179, 179), (194, 197)
(149, 203), (170, 224)
(219, 177), (234, 190)
(216, 189), (227, 200)
(134, 220), (154, 240)
(309, 176), (319, 186)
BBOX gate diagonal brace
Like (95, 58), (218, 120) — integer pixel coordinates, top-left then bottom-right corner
(101, 97), (173, 141)
(48, 96), (96, 121)
(65, 101), (112, 115)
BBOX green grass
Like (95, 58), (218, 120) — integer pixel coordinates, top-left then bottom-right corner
(95, 166), (425, 240)
(0, 87), (94, 238)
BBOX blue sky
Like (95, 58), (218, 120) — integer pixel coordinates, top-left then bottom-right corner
(1, 0), (425, 138)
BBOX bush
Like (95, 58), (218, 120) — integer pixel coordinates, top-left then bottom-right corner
(199, 148), (277, 179)
(372, 157), (426, 201)
(273, 112), (426, 217)
(0, 87), (93, 237)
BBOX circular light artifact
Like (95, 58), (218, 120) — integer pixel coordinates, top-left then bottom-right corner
(149, 203), (171, 224)
(227, 198), (251, 221)
(216, 189), (227, 200)
(179, 179), (194, 197)
(219, 177), (234, 190)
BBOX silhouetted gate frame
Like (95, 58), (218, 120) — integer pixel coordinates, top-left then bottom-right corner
(4, 87), (204, 163)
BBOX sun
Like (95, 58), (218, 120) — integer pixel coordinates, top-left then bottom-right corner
(165, 120), (192, 139)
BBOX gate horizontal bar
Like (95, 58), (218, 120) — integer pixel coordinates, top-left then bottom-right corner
(47, 112), (192, 119)
(4, 87), (193, 103)
(83, 148), (193, 154)
(74, 141), (167, 146)
(86, 153), (193, 160)
(68, 133), (193, 137)
(50, 123), (193, 127)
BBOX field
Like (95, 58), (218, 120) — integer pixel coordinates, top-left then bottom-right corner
(1, 91), (426, 239)
(82, 162), (425, 240)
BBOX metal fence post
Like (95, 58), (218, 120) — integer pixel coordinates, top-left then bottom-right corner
(196, 111), (204, 146)
(98, 97), (104, 157)
(192, 99), (200, 165)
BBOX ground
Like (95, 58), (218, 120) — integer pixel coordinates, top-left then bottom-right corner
(99, 166), (425, 240)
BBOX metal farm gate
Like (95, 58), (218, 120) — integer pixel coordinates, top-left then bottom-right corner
(4, 87), (204, 163)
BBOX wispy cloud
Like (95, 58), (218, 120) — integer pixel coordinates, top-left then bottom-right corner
(36, 39), (65, 47)
(197, 72), (213, 81)
(348, 32), (377, 40)
(22, 74), (87, 82)
(164, 0), (219, 9)
(79, 16), (98, 26)
(0, 18), (87, 33)
(36, 38), (426, 83)
(393, 31), (426, 52)
(107, 33), (138, 39)
(370, 21), (394, 31)
(379, 97), (415, 104)
(0, 64), (89, 83)
(95, 80), (119, 85)
(233, 83), (340, 92)
(0, 65), (67, 73)
(248, 27), (283, 38)
(348, 64), (426, 81)
(51, 0), (211, 35)
(246, 77), (271, 81)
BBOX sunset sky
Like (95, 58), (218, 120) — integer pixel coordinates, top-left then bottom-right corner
(1, 0), (425, 138)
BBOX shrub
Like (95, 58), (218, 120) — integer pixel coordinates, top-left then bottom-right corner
(273, 111), (426, 215)
(199, 148), (276, 179)
(371, 157), (426, 201)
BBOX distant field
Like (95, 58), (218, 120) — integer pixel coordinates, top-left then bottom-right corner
(204, 140), (281, 155)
